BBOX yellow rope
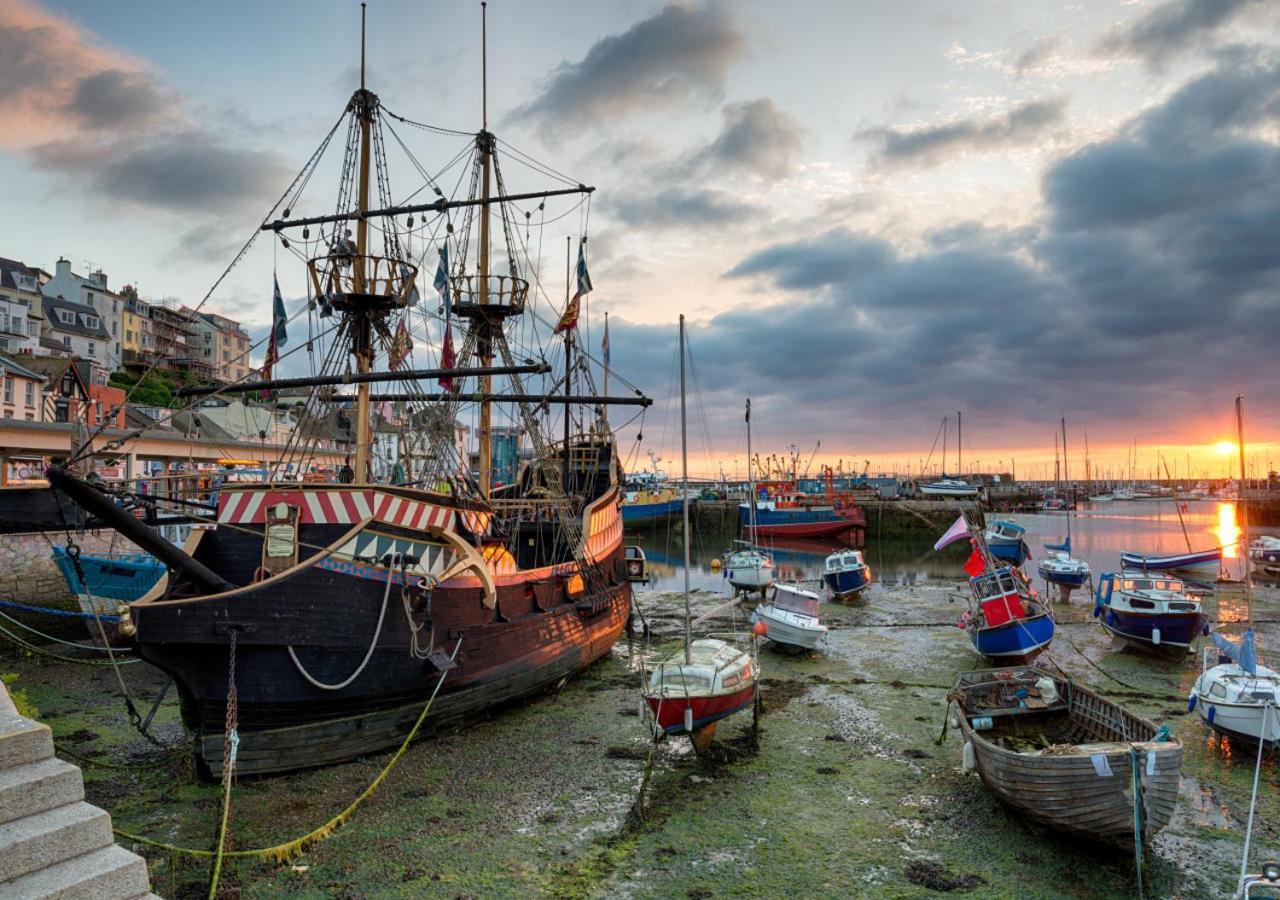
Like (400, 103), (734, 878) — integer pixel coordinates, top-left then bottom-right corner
(114, 638), (461, 865)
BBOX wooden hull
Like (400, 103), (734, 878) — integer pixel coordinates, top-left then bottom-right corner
(954, 669), (1181, 845)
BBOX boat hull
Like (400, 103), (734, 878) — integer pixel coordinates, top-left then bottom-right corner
(823, 567), (870, 598)
(988, 540), (1031, 566)
(745, 521), (855, 540)
(970, 612), (1054, 663)
(52, 545), (166, 602)
(751, 606), (827, 651)
(646, 683), (756, 734)
(1119, 549), (1221, 579)
(1196, 699), (1280, 745)
(1098, 608), (1205, 652)
(1038, 565), (1089, 589)
(621, 497), (684, 524)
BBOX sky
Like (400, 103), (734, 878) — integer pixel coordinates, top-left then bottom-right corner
(2, 0), (1279, 479)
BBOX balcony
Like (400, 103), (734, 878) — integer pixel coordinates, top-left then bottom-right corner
(307, 254), (418, 313)
(450, 273), (528, 320)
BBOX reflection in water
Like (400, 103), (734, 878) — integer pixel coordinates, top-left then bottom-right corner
(1217, 502), (1240, 560)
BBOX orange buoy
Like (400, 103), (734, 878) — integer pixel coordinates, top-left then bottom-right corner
(752, 619), (768, 637)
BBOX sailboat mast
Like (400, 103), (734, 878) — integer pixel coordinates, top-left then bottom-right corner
(562, 237), (572, 491)
(1237, 395), (1252, 599)
(353, 2), (374, 481)
(476, 1), (494, 497)
(941, 417), (947, 477)
(1061, 418), (1071, 541)
(747, 398), (756, 539)
(957, 410), (962, 478)
(679, 315), (691, 664)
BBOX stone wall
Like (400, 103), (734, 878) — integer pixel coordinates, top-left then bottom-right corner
(0, 530), (143, 604)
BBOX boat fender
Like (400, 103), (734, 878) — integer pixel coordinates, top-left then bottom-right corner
(1035, 676), (1058, 704)
(684, 707), (693, 733)
(1202, 623), (1211, 636)
(1106, 612), (1115, 627)
(1207, 705), (1216, 724)
(1152, 627), (1161, 646)
(961, 741), (976, 772)
(752, 619), (768, 638)
(710, 558), (722, 570)
(1187, 691), (1197, 712)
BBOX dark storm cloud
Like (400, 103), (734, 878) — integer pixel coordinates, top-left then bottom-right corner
(1099, 0), (1261, 67)
(609, 54), (1280, 451)
(689, 99), (804, 180)
(858, 98), (1066, 168)
(512, 2), (745, 127)
(63, 68), (170, 129)
(608, 187), (757, 228)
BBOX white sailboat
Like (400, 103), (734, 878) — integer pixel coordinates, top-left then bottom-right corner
(920, 413), (979, 497)
(724, 397), (774, 595)
(1038, 418), (1090, 596)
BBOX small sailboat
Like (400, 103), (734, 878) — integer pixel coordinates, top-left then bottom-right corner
(751, 582), (828, 652)
(822, 548), (871, 599)
(1093, 573), (1208, 653)
(1037, 418), (1090, 595)
(1191, 630), (1280, 745)
(983, 520), (1031, 566)
(1248, 535), (1280, 579)
(951, 667), (1182, 845)
(644, 316), (758, 747)
(920, 413), (979, 497)
(723, 398), (774, 596)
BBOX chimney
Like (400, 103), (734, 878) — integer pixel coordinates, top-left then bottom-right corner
(55, 258), (72, 278)
(89, 269), (107, 289)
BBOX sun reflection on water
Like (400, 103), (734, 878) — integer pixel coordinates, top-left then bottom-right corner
(1216, 502), (1240, 560)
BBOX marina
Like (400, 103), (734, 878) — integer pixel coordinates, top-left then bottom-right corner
(0, 1), (1278, 898)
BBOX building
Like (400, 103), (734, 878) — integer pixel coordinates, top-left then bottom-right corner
(0, 353), (46, 421)
(146, 299), (211, 379)
(120, 285), (156, 368)
(39, 295), (112, 364)
(188, 309), (252, 384)
(0, 257), (46, 356)
(42, 259), (124, 370)
(17, 357), (122, 425)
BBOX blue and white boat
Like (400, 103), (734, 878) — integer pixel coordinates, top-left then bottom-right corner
(1190, 630), (1280, 745)
(1037, 421), (1090, 593)
(621, 487), (684, 524)
(984, 520), (1031, 566)
(51, 544), (166, 603)
(1093, 572), (1207, 653)
(1118, 547), (1222, 581)
(920, 477), (979, 497)
(966, 567), (1055, 663)
(822, 549), (871, 599)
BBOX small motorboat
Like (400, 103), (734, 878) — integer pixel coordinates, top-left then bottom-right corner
(822, 549), (871, 599)
(1249, 536), (1280, 579)
(984, 520), (1031, 566)
(723, 541), (774, 596)
(644, 638), (758, 742)
(950, 667), (1182, 845)
(51, 544), (164, 644)
(752, 582), (827, 652)
(965, 567), (1055, 663)
(1191, 630), (1280, 745)
(1093, 572), (1208, 653)
(1119, 547), (1222, 580)
(1039, 551), (1091, 591)
(920, 477), (979, 498)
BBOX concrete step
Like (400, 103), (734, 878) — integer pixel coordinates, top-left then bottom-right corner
(0, 757), (84, 826)
(0, 757), (83, 829)
(0, 712), (54, 770)
(0, 801), (114, 884)
(0, 843), (152, 900)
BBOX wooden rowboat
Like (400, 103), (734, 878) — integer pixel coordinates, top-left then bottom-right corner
(951, 667), (1181, 845)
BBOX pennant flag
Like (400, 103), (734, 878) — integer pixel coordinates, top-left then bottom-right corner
(933, 513), (970, 551)
(554, 242), (592, 334)
(434, 243), (457, 392)
(389, 317), (413, 371)
(272, 274), (289, 348)
(260, 330), (278, 399)
(745, 398), (751, 423)
(601, 313), (610, 365)
(434, 244), (450, 309)
(438, 323), (456, 392)
(963, 545), (986, 578)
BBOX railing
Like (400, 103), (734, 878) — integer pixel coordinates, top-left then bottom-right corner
(449, 274), (528, 315)
(307, 254), (419, 308)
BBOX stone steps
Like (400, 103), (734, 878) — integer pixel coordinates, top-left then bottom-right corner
(0, 679), (158, 898)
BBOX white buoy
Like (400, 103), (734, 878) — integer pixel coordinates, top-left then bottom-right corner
(1152, 627), (1161, 646)
(684, 707), (693, 732)
(962, 741), (976, 772)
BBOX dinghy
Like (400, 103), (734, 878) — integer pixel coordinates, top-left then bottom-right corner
(951, 667), (1182, 845)
(1118, 547), (1221, 580)
(751, 582), (827, 652)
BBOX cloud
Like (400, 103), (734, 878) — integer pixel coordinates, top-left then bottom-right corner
(725, 229), (894, 290)
(1099, 0), (1261, 67)
(608, 187), (758, 228)
(857, 98), (1067, 168)
(1014, 36), (1062, 75)
(63, 68), (171, 130)
(512, 2), (745, 128)
(688, 99), (804, 180)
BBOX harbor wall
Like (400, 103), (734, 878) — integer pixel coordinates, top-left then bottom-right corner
(0, 530), (142, 605)
(674, 499), (982, 543)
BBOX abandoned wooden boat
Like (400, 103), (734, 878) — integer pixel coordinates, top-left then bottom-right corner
(46, 17), (649, 778)
(951, 667), (1182, 844)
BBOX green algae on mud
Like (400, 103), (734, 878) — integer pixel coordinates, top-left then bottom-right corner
(0, 580), (1277, 898)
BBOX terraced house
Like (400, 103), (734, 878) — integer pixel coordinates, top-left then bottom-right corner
(42, 258), (123, 370)
(0, 257), (46, 356)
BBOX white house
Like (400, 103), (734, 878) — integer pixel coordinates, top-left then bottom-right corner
(42, 258), (123, 370)
(0, 257), (45, 356)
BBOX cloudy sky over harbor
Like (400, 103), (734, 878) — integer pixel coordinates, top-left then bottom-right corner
(2, 0), (1279, 477)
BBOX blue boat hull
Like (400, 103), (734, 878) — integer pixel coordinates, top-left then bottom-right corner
(823, 567), (870, 598)
(1097, 607), (1206, 651)
(52, 545), (166, 602)
(622, 498), (684, 524)
(989, 539), (1031, 565)
(1119, 549), (1221, 578)
(1041, 568), (1089, 589)
(970, 612), (1055, 662)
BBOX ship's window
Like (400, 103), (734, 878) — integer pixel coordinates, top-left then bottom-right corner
(1210, 683), (1227, 699)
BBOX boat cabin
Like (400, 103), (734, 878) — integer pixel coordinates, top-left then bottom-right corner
(987, 521), (1025, 542)
(825, 550), (865, 573)
(970, 567), (1026, 627)
(772, 584), (820, 618)
(1098, 572), (1199, 613)
(646, 639), (756, 699)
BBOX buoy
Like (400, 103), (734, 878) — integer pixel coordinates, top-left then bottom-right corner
(1152, 627), (1161, 646)
(961, 741), (976, 772)
(684, 707), (693, 732)
(710, 558), (722, 570)
(1207, 705), (1216, 724)
(1187, 691), (1197, 712)
(753, 620), (768, 637)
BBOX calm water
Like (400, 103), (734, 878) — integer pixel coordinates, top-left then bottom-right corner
(627, 499), (1257, 593)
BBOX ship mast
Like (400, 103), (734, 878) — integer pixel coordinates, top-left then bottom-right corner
(353, 2), (374, 481)
(477, 0), (494, 497)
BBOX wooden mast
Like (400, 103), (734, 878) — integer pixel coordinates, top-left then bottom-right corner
(353, 2), (374, 481)
(476, 1), (494, 497)
(679, 315), (691, 664)
(1237, 394), (1252, 601)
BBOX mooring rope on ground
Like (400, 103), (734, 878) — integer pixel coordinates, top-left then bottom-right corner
(0, 620), (141, 666)
(0, 598), (121, 622)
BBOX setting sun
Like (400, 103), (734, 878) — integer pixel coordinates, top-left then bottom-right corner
(1214, 440), (1238, 456)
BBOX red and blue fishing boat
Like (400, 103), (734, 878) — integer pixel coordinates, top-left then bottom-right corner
(966, 567), (1055, 663)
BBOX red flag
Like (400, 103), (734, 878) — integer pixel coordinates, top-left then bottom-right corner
(962, 547), (986, 578)
(260, 329), (278, 399)
(388, 318), (413, 371)
(553, 295), (580, 335)
(438, 322), (456, 392)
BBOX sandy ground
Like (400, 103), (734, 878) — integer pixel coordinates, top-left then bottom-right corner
(3, 575), (1278, 898)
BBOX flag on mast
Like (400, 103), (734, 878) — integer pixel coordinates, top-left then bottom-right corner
(434, 244), (457, 392)
(388, 317), (413, 371)
(554, 241), (592, 334)
(261, 274), (288, 394)
(601, 312), (610, 365)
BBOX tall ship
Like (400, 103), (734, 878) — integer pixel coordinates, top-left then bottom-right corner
(48, 11), (647, 776)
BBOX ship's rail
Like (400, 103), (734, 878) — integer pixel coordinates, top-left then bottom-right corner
(450, 273), (528, 317)
(308, 254), (419, 309)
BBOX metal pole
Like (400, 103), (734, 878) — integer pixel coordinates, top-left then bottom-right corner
(679, 315), (691, 665)
(1237, 395), (1252, 602)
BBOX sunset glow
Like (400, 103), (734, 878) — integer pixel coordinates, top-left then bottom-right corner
(1216, 502), (1240, 560)
(1214, 441), (1238, 457)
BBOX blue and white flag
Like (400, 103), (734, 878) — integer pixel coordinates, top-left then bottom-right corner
(272, 275), (289, 347)
(433, 244), (450, 314)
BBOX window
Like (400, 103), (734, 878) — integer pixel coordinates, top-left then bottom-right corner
(27, 321), (36, 337)
(83, 315), (100, 329)
(24, 382), (33, 406)
(87, 341), (96, 356)
(15, 274), (36, 291)
(56, 309), (75, 325)
(126, 330), (134, 343)
(86, 291), (94, 304)
(2, 377), (10, 402)
(63, 335), (71, 347)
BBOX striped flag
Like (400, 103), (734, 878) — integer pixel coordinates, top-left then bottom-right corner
(601, 312), (610, 365)
(554, 242), (592, 334)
